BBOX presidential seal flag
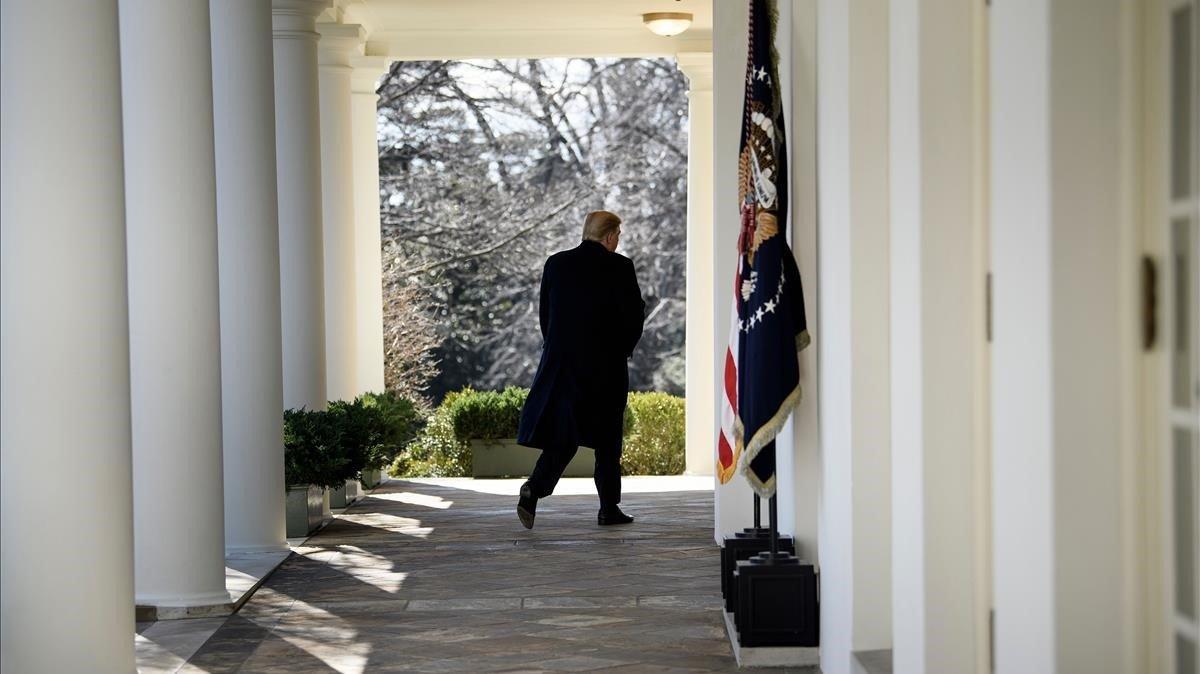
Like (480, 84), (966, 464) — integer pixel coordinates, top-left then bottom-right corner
(718, 0), (810, 497)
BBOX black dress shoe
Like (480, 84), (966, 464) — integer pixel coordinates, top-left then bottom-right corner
(597, 506), (634, 526)
(517, 482), (538, 529)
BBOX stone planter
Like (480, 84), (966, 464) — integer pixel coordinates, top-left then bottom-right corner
(470, 438), (593, 478)
(320, 488), (332, 525)
(285, 484), (324, 538)
(329, 478), (362, 508)
(361, 467), (383, 489)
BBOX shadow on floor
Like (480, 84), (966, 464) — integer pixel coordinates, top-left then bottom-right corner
(139, 476), (768, 673)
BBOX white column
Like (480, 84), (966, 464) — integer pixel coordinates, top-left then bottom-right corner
(274, 0), (329, 410)
(889, 0), (989, 672)
(211, 0), (288, 553)
(815, 1), (893, 672)
(676, 52), (715, 478)
(120, 0), (228, 608)
(317, 23), (366, 403)
(2, 1), (135, 669)
(779, 0), (821, 562)
(991, 1), (1138, 672)
(351, 57), (390, 395)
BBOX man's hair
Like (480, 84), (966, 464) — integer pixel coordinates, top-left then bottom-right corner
(582, 210), (622, 241)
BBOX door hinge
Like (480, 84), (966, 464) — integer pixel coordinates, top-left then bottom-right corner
(989, 608), (996, 672)
(986, 272), (993, 343)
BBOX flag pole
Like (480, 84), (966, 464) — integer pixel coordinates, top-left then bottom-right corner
(753, 494), (761, 529)
(768, 495), (779, 561)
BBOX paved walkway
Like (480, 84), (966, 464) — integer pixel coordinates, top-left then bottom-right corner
(144, 476), (770, 673)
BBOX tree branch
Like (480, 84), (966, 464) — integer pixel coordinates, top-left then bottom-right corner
(397, 192), (592, 276)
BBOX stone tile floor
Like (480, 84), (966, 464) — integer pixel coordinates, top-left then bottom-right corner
(137, 476), (811, 673)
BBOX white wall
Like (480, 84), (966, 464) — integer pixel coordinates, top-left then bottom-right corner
(1136, 2), (1172, 670)
(889, 0), (926, 667)
(991, 1), (1140, 672)
(1046, 1), (1134, 670)
(814, 0), (895, 671)
(710, 1), (1150, 672)
(776, 0), (821, 560)
(712, 0), (757, 541)
(889, 0), (988, 672)
(846, 0), (893, 656)
(814, 2), (854, 667)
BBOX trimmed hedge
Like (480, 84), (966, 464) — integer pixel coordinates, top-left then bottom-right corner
(448, 386), (528, 441)
(285, 392), (425, 488)
(621, 392), (686, 476)
(389, 387), (685, 478)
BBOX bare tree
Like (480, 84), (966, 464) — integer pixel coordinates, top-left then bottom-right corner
(376, 58), (688, 402)
(381, 241), (440, 405)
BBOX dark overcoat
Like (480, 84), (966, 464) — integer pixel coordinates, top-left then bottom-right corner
(516, 240), (646, 454)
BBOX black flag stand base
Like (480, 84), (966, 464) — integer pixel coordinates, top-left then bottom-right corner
(720, 495), (794, 611)
(725, 495), (820, 648)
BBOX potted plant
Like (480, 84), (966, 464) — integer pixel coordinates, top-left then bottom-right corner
(329, 476), (362, 509)
(284, 408), (351, 537)
(358, 391), (422, 488)
(326, 399), (382, 508)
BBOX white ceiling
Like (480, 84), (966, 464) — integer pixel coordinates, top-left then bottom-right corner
(335, 0), (713, 60)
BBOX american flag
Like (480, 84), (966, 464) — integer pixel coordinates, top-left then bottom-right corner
(717, 289), (742, 485)
(716, 0), (810, 497)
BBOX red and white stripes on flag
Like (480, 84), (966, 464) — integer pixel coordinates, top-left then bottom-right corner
(717, 263), (742, 484)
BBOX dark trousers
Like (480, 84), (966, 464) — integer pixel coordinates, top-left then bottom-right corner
(527, 446), (621, 508)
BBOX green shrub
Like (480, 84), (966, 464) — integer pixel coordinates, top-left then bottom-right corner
(284, 408), (352, 489)
(620, 392), (686, 476)
(326, 398), (387, 477)
(286, 393), (424, 488)
(447, 386), (528, 441)
(389, 389), (473, 478)
(358, 391), (425, 468)
(389, 387), (528, 478)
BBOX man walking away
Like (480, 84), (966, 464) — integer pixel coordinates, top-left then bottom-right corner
(515, 210), (646, 529)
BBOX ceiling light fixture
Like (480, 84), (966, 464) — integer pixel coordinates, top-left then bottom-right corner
(642, 12), (693, 37)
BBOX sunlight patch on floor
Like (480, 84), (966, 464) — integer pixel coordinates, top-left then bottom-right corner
(328, 512), (433, 538)
(325, 545), (410, 593)
(337, 511), (425, 530)
(368, 490), (453, 509)
(270, 598), (373, 673)
(135, 631), (192, 673)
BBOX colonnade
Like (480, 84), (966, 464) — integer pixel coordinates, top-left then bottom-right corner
(1, 0), (388, 669)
